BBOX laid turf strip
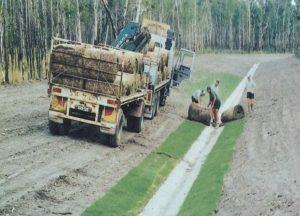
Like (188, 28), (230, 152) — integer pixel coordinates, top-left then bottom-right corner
(83, 120), (204, 216)
(83, 71), (242, 216)
(179, 119), (245, 216)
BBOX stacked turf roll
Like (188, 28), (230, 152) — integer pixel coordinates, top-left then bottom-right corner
(50, 43), (145, 97)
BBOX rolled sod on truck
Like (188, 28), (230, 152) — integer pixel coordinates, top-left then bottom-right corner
(50, 43), (145, 97)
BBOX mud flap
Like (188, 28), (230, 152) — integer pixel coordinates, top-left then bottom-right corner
(127, 100), (144, 118)
(126, 101), (145, 133)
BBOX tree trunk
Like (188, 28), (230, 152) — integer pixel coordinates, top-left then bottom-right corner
(75, 0), (82, 42)
(101, 0), (116, 39)
(91, 0), (98, 44)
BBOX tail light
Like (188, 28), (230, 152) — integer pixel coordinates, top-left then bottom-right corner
(147, 90), (152, 102)
(107, 99), (118, 106)
(103, 107), (117, 123)
(53, 87), (61, 93)
(104, 107), (114, 116)
(50, 96), (66, 111)
(56, 97), (65, 106)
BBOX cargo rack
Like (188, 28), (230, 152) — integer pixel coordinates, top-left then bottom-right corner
(49, 37), (147, 105)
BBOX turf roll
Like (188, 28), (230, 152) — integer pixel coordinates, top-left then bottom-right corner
(188, 103), (211, 126)
(221, 104), (245, 123)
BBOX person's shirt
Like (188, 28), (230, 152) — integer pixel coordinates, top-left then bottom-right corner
(245, 80), (256, 93)
(211, 84), (218, 94)
(192, 89), (202, 99)
(209, 90), (220, 102)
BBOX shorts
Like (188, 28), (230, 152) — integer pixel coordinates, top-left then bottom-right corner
(213, 100), (221, 109)
(192, 96), (198, 103)
(247, 92), (254, 99)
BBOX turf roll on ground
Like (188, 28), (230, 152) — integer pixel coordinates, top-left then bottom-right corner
(188, 103), (211, 126)
(221, 104), (245, 123)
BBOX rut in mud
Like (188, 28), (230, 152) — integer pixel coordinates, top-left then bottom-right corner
(217, 56), (300, 215)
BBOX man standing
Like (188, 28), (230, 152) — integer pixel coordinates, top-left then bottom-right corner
(211, 80), (220, 94)
(207, 86), (222, 127)
(245, 75), (256, 112)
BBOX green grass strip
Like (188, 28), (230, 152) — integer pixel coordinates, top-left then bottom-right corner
(83, 120), (204, 216)
(181, 70), (241, 103)
(179, 119), (245, 216)
(83, 71), (242, 216)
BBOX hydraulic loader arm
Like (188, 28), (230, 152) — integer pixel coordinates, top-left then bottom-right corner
(111, 21), (151, 52)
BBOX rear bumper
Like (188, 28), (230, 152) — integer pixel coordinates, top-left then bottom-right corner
(48, 110), (116, 135)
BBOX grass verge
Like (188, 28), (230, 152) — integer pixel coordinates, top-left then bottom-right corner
(181, 70), (241, 103)
(83, 120), (205, 216)
(179, 119), (245, 216)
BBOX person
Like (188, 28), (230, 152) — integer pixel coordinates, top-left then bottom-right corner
(244, 75), (256, 112)
(211, 80), (220, 94)
(207, 86), (222, 127)
(192, 89), (205, 104)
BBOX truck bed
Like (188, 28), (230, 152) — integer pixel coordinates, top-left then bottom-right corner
(50, 38), (146, 103)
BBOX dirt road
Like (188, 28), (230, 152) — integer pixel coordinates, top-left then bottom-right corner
(0, 54), (295, 215)
(0, 81), (184, 216)
(217, 56), (300, 215)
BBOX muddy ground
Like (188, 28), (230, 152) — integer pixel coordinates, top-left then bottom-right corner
(217, 55), (300, 215)
(0, 54), (297, 215)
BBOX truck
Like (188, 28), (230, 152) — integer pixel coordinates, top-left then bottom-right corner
(141, 19), (175, 119)
(48, 20), (175, 147)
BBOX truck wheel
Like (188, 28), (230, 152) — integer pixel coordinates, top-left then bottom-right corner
(127, 115), (144, 133)
(49, 120), (60, 135)
(108, 121), (123, 148)
(49, 120), (70, 135)
(149, 95), (158, 120)
(160, 89), (167, 107)
(126, 116), (134, 131)
(154, 93), (160, 116)
(134, 114), (144, 133)
(108, 112), (124, 147)
(62, 119), (71, 135)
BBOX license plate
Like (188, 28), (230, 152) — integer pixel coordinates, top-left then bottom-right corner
(77, 104), (89, 112)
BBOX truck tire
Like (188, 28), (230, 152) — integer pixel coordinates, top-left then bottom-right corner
(160, 97), (166, 107)
(49, 120), (70, 135)
(108, 120), (123, 148)
(160, 88), (167, 107)
(127, 115), (144, 133)
(134, 114), (144, 133)
(149, 93), (158, 120)
(126, 116), (135, 131)
(108, 111), (124, 148)
(154, 92), (160, 116)
(49, 120), (60, 135)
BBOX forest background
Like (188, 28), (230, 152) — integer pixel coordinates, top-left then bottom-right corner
(0, 0), (299, 84)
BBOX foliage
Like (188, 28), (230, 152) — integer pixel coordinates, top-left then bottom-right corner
(0, 0), (298, 84)
(179, 119), (245, 216)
